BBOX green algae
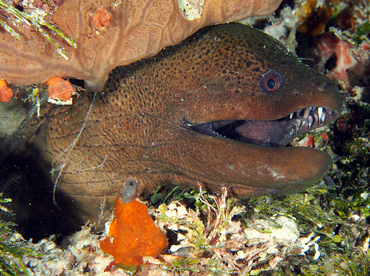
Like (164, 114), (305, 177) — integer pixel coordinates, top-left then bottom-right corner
(352, 21), (370, 45)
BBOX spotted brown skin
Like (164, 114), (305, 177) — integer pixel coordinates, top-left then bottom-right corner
(37, 23), (341, 225)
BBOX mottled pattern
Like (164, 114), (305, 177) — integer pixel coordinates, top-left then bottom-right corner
(36, 23), (341, 226)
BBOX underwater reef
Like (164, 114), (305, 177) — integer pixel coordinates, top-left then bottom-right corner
(0, 0), (369, 275)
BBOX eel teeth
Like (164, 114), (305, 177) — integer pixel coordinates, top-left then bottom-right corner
(307, 116), (313, 129)
(288, 106), (338, 137)
(321, 112), (326, 123)
(318, 107), (323, 121)
(303, 107), (311, 120)
(296, 119), (302, 133)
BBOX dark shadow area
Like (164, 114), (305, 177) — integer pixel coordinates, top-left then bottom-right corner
(0, 145), (84, 241)
(69, 78), (85, 90)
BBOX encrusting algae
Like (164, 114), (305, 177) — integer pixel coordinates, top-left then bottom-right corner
(99, 180), (168, 266)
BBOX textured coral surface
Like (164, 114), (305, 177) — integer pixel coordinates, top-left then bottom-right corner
(0, 0), (282, 91)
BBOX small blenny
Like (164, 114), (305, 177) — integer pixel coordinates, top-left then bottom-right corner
(100, 179), (168, 266)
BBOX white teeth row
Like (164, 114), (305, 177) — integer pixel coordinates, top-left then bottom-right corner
(294, 116), (313, 131)
(288, 106), (332, 126)
(213, 130), (226, 138)
(318, 107), (323, 119)
(303, 108), (310, 120)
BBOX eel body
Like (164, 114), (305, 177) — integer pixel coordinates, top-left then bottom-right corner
(34, 23), (341, 225)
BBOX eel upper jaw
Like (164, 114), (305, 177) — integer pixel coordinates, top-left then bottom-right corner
(187, 106), (339, 148)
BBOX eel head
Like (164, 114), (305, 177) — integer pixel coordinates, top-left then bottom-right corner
(154, 23), (342, 196)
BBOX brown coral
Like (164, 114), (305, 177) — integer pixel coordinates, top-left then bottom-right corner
(296, 0), (339, 36)
(90, 6), (112, 35)
(296, 0), (369, 37)
(0, 0), (282, 91)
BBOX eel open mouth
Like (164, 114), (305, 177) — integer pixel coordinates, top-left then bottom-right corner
(188, 107), (338, 147)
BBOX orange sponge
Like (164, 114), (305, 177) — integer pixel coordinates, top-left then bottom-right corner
(0, 79), (14, 103)
(46, 77), (76, 105)
(100, 183), (168, 266)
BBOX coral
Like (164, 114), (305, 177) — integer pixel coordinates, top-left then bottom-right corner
(0, 0), (282, 91)
(316, 33), (357, 80)
(5, 225), (132, 275)
(151, 188), (325, 274)
(0, 79), (13, 102)
(90, 6), (112, 35)
(267, 1), (368, 93)
(46, 77), (76, 105)
(100, 198), (168, 266)
(296, 0), (369, 37)
(2, 178), (369, 275)
(315, 32), (370, 92)
(296, 0), (339, 36)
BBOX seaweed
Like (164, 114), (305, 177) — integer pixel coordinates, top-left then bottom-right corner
(352, 21), (370, 45)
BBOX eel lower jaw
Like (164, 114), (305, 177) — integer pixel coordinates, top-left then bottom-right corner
(187, 106), (339, 148)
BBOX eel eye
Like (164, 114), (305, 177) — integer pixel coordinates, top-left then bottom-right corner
(260, 70), (283, 93)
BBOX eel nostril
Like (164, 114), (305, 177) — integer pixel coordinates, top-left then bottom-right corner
(315, 81), (329, 90)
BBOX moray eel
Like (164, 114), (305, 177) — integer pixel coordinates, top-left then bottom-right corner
(34, 23), (341, 225)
